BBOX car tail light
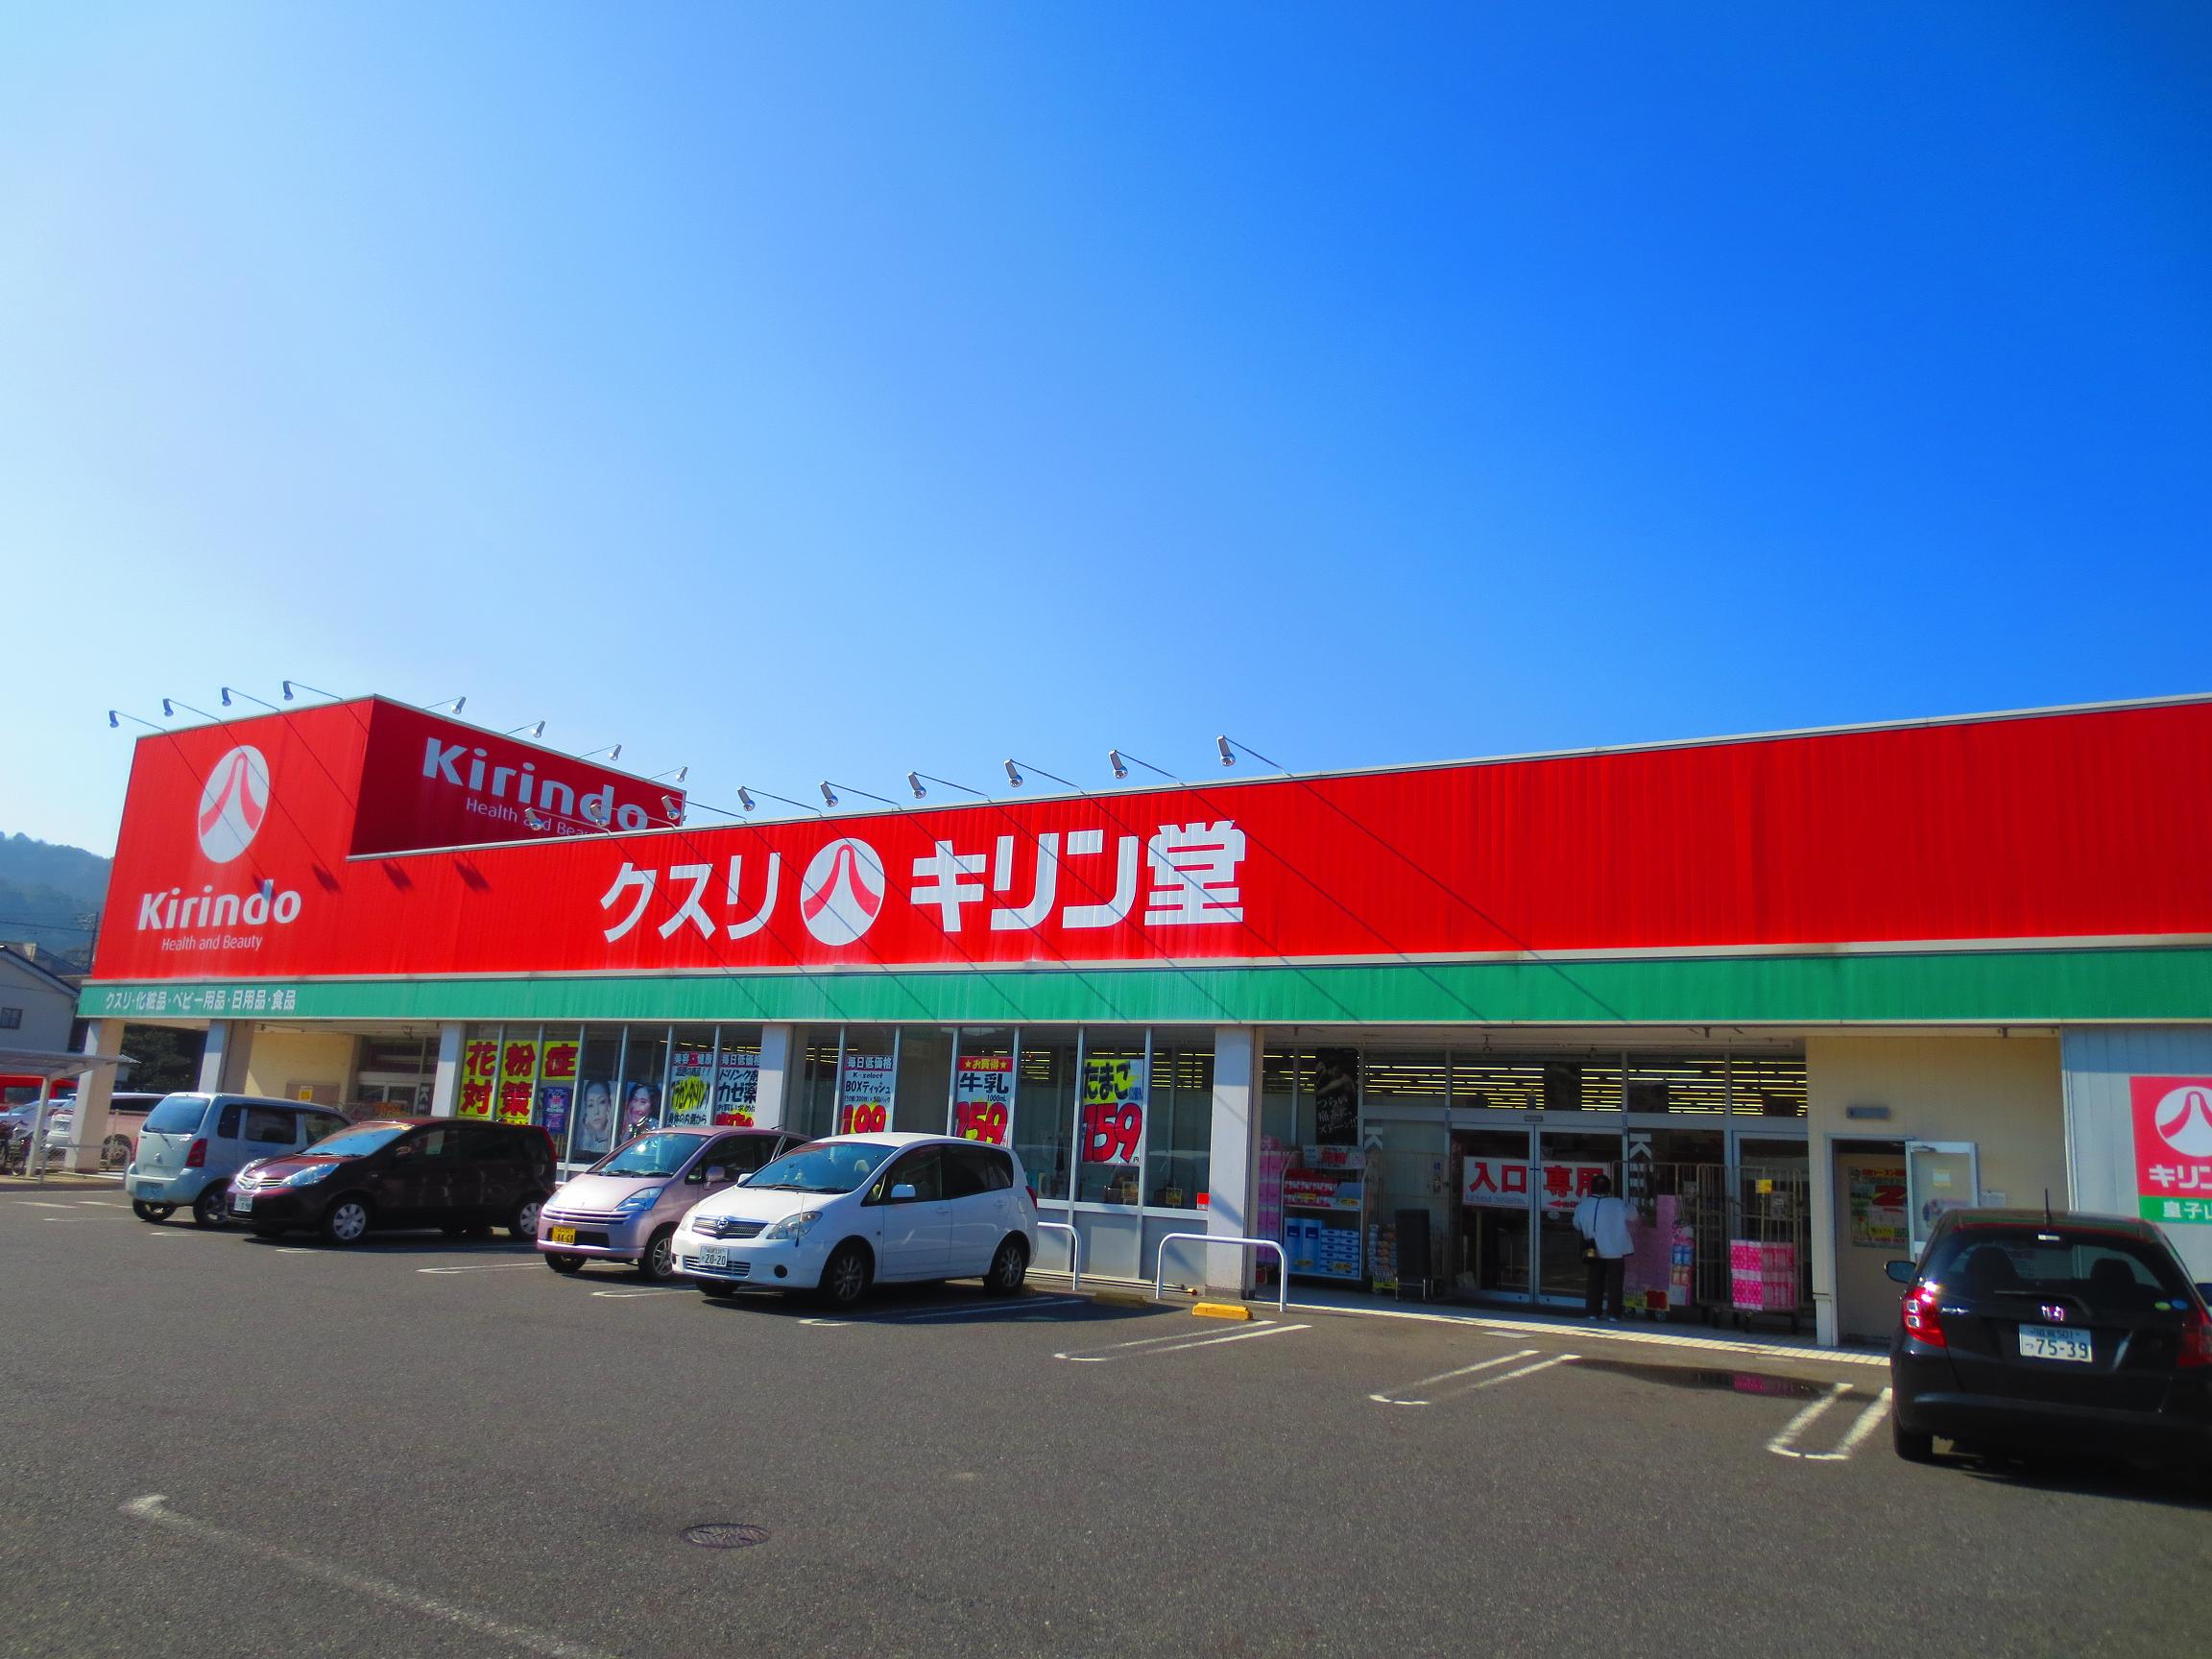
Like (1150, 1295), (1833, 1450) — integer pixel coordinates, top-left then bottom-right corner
(1024, 1184), (1039, 1208)
(183, 1139), (207, 1169)
(1901, 1282), (1947, 1347)
(2180, 1304), (2212, 1369)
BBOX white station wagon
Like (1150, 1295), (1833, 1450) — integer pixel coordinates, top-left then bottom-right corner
(675, 1132), (1039, 1309)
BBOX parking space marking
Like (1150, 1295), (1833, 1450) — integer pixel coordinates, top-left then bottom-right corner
(1767, 1384), (1891, 1462)
(1054, 1320), (1310, 1363)
(122, 1496), (613, 1659)
(589, 1287), (692, 1299)
(17, 1200), (81, 1211)
(1369, 1348), (1540, 1406)
(416, 1261), (546, 1275)
(77, 1199), (127, 1207)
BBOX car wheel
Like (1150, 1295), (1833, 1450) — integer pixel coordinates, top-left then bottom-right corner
(322, 1196), (373, 1245)
(191, 1187), (232, 1229)
(1892, 1417), (1936, 1464)
(131, 1201), (174, 1223)
(544, 1252), (585, 1275)
(638, 1226), (677, 1283)
(102, 1135), (133, 1169)
(509, 1196), (544, 1241)
(818, 1240), (873, 1309)
(983, 1236), (1029, 1296)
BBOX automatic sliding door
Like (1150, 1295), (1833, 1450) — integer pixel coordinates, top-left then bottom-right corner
(1534, 1130), (1621, 1306)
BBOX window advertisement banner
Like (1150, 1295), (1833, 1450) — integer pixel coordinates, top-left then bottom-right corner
(497, 1037), (541, 1123)
(838, 1052), (895, 1135)
(952, 1053), (1014, 1145)
(458, 1036), (499, 1119)
(572, 1079), (617, 1161)
(2130, 1074), (2212, 1225)
(668, 1046), (714, 1127)
(1847, 1163), (1909, 1247)
(712, 1053), (759, 1126)
(1080, 1055), (1146, 1170)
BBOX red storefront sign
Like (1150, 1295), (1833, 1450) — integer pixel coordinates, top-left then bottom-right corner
(2130, 1075), (2212, 1226)
(89, 698), (2212, 984)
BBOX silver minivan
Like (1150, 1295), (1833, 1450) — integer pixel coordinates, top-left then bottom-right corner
(126, 1094), (350, 1227)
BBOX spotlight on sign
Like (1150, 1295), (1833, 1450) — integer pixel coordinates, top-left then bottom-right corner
(508, 720), (546, 738)
(907, 772), (926, 800)
(661, 795), (686, 824)
(736, 787), (756, 812)
(1216, 735), (1235, 767)
(819, 781), (838, 808)
(524, 808), (548, 830)
(1004, 759), (1024, 789)
(221, 686), (279, 711)
(1108, 749), (1128, 781)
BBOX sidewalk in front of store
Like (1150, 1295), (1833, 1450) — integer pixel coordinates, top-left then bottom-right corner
(1275, 1283), (1887, 1365)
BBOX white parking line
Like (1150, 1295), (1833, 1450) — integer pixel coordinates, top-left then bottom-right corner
(1369, 1349), (1540, 1406)
(78, 1199), (127, 1207)
(1767, 1385), (1891, 1461)
(589, 1288), (693, 1300)
(1054, 1321), (1310, 1363)
(1439, 1352), (1577, 1400)
(122, 1496), (613, 1659)
(17, 1200), (80, 1211)
(415, 1261), (545, 1275)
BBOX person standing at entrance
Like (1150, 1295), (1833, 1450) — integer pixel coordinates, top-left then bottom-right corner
(1574, 1175), (1634, 1321)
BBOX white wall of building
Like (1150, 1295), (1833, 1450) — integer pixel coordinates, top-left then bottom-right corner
(2060, 1026), (2212, 1286)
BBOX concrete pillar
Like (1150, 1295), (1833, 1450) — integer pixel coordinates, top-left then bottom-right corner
(1206, 1026), (1265, 1296)
(60, 1019), (128, 1173)
(751, 1024), (795, 1130)
(196, 1022), (252, 1094)
(428, 1022), (465, 1118)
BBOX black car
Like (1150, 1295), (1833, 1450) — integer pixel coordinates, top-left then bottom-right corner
(228, 1118), (557, 1244)
(1887, 1209), (2212, 1479)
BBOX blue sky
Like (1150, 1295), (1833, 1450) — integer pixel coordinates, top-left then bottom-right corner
(4, 3), (2206, 854)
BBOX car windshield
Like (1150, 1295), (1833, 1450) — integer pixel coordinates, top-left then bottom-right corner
(300, 1122), (413, 1160)
(1927, 1226), (2193, 1305)
(591, 1132), (701, 1178)
(142, 1095), (212, 1135)
(746, 1141), (898, 1194)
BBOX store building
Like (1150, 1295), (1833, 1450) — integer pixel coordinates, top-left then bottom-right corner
(67, 692), (2212, 1346)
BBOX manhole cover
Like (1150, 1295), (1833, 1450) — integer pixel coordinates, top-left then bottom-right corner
(682, 1523), (769, 1550)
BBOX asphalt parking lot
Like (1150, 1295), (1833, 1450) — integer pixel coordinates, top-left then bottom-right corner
(1, 1186), (2205, 1659)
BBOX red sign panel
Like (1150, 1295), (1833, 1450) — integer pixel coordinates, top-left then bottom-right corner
(88, 699), (2212, 985)
(2130, 1075), (2212, 1226)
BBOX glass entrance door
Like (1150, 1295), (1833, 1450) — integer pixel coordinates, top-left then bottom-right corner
(1534, 1129), (1622, 1306)
(1454, 1128), (1534, 1303)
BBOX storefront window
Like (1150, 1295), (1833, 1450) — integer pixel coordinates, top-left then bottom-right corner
(1144, 1039), (1213, 1210)
(794, 1029), (841, 1141)
(892, 1027), (953, 1134)
(619, 1025), (669, 1142)
(536, 1027), (582, 1142)
(1627, 1054), (1728, 1115)
(1364, 1050), (1448, 1115)
(837, 1026), (897, 1135)
(711, 1026), (764, 1126)
(951, 1029), (1016, 1146)
(1075, 1031), (1146, 1205)
(1730, 1054), (1807, 1117)
(1260, 1049), (1302, 1148)
(1450, 1056), (1544, 1113)
(667, 1025), (718, 1127)
(1543, 1059), (1622, 1112)
(1016, 1031), (1077, 1202)
(494, 1025), (543, 1125)
(570, 1029), (625, 1164)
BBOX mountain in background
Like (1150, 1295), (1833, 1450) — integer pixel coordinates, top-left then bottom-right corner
(0, 832), (111, 971)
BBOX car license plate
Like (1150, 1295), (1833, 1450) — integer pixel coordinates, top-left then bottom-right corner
(231, 1192), (252, 1214)
(549, 1225), (576, 1245)
(2018, 1325), (2092, 1363)
(698, 1244), (727, 1268)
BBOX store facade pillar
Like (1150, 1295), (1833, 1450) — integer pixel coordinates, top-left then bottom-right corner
(61, 1019), (127, 1173)
(196, 1022), (252, 1094)
(1205, 1026), (1266, 1296)
(428, 1023), (465, 1118)
(751, 1024), (795, 1130)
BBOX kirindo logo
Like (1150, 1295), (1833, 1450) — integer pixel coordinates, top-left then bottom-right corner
(799, 838), (886, 946)
(2152, 1084), (2212, 1159)
(196, 746), (270, 863)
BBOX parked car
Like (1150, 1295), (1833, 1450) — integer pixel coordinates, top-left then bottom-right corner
(126, 1094), (350, 1226)
(228, 1118), (557, 1244)
(1887, 1208), (2212, 1481)
(539, 1126), (803, 1281)
(673, 1132), (1039, 1308)
(43, 1092), (164, 1168)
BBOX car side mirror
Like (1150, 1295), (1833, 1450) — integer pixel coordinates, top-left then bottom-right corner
(891, 1182), (918, 1201)
(704, 1166), (732, 1184)
(1884, 1260), (1916, 1285)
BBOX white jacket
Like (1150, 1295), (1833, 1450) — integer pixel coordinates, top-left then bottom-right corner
(1573, 1193), (1635, 1260)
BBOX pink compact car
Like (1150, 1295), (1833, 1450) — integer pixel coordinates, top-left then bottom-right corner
(539, 1127), (801, 1282)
